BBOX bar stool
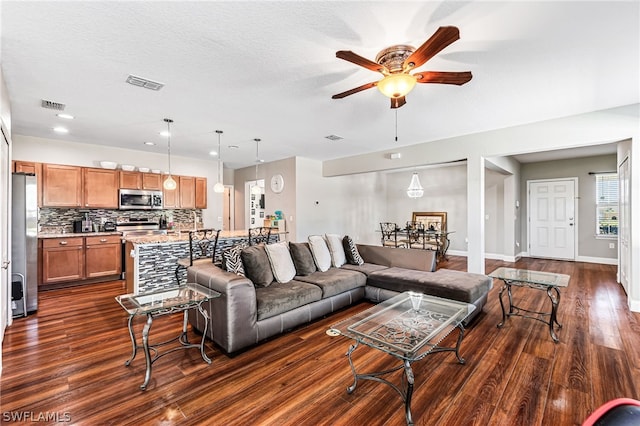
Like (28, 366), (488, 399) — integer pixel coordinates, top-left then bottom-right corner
(174, 228), (221, 284)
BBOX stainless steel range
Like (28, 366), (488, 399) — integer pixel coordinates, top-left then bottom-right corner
(118, 219), (167, 279)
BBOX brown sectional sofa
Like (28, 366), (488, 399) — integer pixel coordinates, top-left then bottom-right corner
(187, 242), (492, 354)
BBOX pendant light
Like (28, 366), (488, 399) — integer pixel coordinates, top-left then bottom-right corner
(407, 172), (424, 198)
(251, 138), (262, 195)
(163, 118), (177, 190)
(213, 130), (224, 193)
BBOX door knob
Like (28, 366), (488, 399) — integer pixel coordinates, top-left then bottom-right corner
(569, 223), (574, 226)
(1, 260), (10, 270)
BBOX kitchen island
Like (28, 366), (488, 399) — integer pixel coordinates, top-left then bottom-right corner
(124, 230), (283, 294)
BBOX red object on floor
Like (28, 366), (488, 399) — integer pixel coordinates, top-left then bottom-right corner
(582, 398), (640, 426)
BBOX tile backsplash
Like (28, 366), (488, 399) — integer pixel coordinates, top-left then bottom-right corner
(39, 208), (202, 233)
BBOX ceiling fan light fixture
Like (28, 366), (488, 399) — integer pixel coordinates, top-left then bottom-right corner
(377, 74), (417, 98)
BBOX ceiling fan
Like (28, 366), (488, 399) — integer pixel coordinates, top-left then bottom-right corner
(332, 26), (472, 109)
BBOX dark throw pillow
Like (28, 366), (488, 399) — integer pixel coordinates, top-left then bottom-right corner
(241, 244), (274, 287)
(289, 242), (317, 276)
(343, 236), (364, 266)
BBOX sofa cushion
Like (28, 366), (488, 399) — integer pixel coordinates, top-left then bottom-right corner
(367, 267), (492, 303)
(255, 280), (323, 321)
(343, 236), (364, 265)
(289, 242), (316, 276)
(222, 243), (247, 276)
(325, 233), (347, 267)
(265, 241), (296, 283)
(308, 235), (331, 272)
(241, 244), (274, 287)
(341, 262), (388, 276)
(294, 267), (366, 298)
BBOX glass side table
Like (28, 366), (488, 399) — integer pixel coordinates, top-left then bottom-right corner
(115, 283), (220, 390)
(489, 267), (570, 342)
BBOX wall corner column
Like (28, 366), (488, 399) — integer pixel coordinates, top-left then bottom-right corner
(467, 155), (485, 273)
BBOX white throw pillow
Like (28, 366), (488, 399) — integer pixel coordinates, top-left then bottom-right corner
(264, 241), (296, 283)
(308, 235), (331, 272)
(325, 233), (346, 267)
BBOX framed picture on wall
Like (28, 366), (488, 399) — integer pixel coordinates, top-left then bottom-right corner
(412, 212), (447, 232)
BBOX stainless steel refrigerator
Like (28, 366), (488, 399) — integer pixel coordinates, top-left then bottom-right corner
(11, 173), (38, 316)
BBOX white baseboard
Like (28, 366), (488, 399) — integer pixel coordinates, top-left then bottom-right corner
(576, 256), (618, 265)
(629, 297), (640, 313)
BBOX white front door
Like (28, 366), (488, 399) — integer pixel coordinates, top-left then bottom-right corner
(619, 157), (630, 293)
(528, 179), (577, 260)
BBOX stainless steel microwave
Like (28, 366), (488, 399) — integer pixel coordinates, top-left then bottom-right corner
(119, 189), (163, 210)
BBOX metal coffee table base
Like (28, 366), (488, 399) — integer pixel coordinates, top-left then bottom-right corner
(344, 324), (466, 426)
(497, 281), (563, 342)
(124, 303), (211, 390)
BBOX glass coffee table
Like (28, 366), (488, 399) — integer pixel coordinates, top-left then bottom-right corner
(328, 291), (475, 426)
(489, 267), (570, 343)
(116, 283), (220, 390)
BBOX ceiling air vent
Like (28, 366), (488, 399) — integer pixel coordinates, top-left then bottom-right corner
(41, 99), (66, 111)
(325, 134), (344, 141)
(126, 74), (165, 91)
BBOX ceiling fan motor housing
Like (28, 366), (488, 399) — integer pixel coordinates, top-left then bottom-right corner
(375, 45), (416, 73)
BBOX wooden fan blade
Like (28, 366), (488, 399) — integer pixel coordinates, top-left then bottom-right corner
(332, 81), (378, 99)
(414, 71), (472, 85)
(390, 96), (406, 109)
(336, 51), (387, 73)
(403, 26), (460, 70)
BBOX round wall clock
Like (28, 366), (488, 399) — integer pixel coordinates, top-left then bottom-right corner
(270, 174), (285, 193)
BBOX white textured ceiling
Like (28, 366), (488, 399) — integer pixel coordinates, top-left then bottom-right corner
(1, 1), (638, 169)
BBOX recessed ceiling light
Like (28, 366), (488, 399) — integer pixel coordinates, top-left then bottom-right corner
(209, 151), (218, 156)
(56, 113), (74, 119)
(228, 145), (239, 149)
(160, 131), (170, 137)
(325, 134), (344, 141)
(53, 127), (68, 133)
(144, 142), (155, 146)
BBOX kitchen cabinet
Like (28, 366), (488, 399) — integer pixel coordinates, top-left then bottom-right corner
(142, 173), (162, 190)
(180, 176), (196, 209)
(83, 168), (118, 208)
(85, 235), (122, 278)
(14, 160), (43, 206)
(119, 171), (142, 189)
(41, 237), (85, 284)
(42, 164), (82, 207)
(195, 177), (207, 208)
(163, 175), (180, 208)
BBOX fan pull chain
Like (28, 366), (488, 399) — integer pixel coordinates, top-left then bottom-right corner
(394, 109), (398, 142)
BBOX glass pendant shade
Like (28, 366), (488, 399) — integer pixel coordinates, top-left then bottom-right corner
(407, 172), (424, 198)
(377, 74), (417, 98)
(163, 175), (177, 190)
(214, 130), (224, 193)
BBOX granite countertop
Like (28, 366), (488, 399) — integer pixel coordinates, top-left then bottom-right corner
(124, 229), (286, 245)
(39, 231), (123, 239)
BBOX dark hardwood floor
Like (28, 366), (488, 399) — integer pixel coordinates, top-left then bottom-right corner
(2, 257), (639, 425)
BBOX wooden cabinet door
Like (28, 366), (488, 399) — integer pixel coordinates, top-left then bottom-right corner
(83, 168), (118, 208)
(85, 236), (121, 278)
(41, 238), (85, 284)
(163, 175), (180, 208)
(180, 176), (196, 209)
(14, 161), (43, 206)
(142, 173), (162, 190)
(119, 171), (142, 189)
(195, 177), (207, 209)
(42, 164), (82, 207)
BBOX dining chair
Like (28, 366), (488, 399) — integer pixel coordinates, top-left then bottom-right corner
(174, 228), (221, 284)
(248, 226), (272, 245)
(379, 222), (407, 248)
(405, 221), (439, 251)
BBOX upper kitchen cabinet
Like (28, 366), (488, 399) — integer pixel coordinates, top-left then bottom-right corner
(142, 173), (162, 190)
(119, 171), (142, 189)
(42, 164), (82, 207)
(162, 175), (181, 208)
(195, 177), (207, 209)
(179, 176), (196, 209)
(14, 160), (43, 206)
(83, 168), (118, 208)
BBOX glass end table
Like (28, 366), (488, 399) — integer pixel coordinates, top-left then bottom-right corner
(327, 291), (475, 426)
(489, 267), (570, 342)
(116, 283), (220, 390)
